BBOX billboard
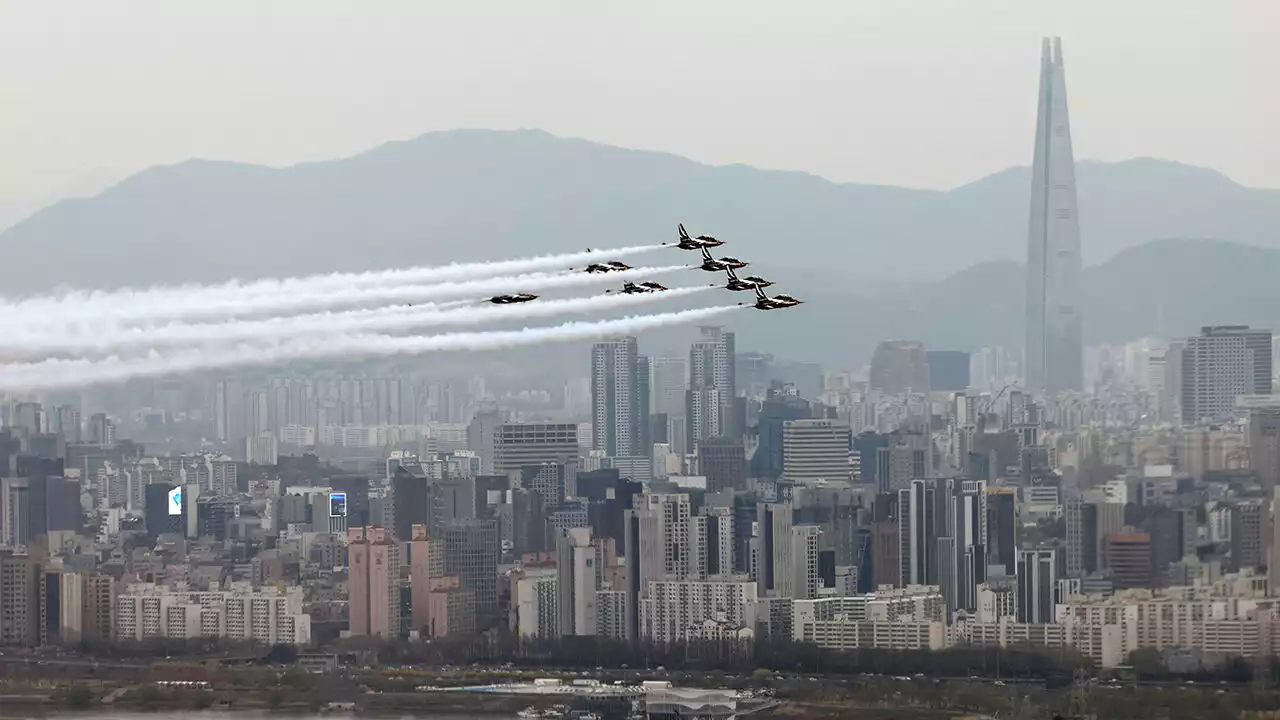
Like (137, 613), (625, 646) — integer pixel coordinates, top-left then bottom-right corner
(167, 486), (183, 516)
(329, 492), (347, 518)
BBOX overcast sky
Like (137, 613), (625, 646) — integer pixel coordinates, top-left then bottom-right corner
(1, 0), (1275, 202)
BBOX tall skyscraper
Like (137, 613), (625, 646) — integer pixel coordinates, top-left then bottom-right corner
(591, 337), (642, 457)
(1024, 37), (1084, 398)
(1016, 548), (1058, 623)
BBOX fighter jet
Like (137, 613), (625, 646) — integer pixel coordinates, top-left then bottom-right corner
(609, 281), (668, 294)
(576, 261), (632, 274)
(724, 267), (774, 291)
(488, 293), (538, 304)
(670, 223), (725, 250)
(744, 284), (802, 310)
(698, 247), (748, 272)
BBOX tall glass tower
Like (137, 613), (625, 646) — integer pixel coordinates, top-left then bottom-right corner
(1025, 37), (1084, 397)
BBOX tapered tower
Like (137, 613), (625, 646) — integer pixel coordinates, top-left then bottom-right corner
(1025, 37), (1083, 397)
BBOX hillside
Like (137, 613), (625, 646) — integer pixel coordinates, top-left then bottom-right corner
(2, 130), (1279, 367)
(2, 129), (1278, 299)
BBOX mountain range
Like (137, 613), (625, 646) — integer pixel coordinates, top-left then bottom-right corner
(3, 129), (1279, 365)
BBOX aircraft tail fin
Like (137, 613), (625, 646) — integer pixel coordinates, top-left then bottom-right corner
(701, 246), (713, 261)
(754, 284), (768, 300)
(726, 266), (739, 281)
(678, 223), (690, 241)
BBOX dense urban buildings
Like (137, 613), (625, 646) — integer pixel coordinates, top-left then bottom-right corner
(2, 36), (1279, 693)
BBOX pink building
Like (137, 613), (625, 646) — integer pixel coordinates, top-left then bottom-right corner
(348, 526), (399, 637)
(409, 524), (474, 637)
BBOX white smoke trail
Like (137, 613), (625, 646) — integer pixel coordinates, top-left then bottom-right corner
(0, 244), (667, 317)
(0, 305), (744, 391)
(0, 265), (691, 328)
(2, 285), (717, 356)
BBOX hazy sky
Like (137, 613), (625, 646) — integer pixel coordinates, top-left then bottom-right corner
(1, 0), (1275, 201)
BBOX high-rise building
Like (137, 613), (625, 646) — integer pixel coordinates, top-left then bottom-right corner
(751, 384), (811, 480)
(1104, 532), (1154, 589)
(650, 357), (688, 420)
(1181, 325), (1273, 425)
(869, 340), (930, 395)
(925, 350), (971, 392)
(1015, 548), (1058, 623)
(697, 437), (747, 493)
(781, 419), (851, 485)
(591, 337), (643, 457)
(1230, 500), (1266, 573)
(556, 527), (598, 636)
(466, 408), (501, 475)
(0, 550), (39, 645)
(1024, 37), (1084, 398)
(687, 327), (736, 452)
(347, 525), (400, 638)
(782, 525), (822, 601)
(898, 480), (936, 587)
(987, 488), (1019, 577)
(441, 519), (499, 618)
(494, 423), (579, 474)
(1249, 407), (1280, 492)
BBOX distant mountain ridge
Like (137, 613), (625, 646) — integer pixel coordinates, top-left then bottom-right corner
(2, 129), (1278, 297)
(2, 130), (1279, 364)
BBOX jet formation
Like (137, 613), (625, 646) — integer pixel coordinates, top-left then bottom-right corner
(488, 224), (802, 309)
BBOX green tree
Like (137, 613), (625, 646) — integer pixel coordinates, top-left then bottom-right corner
(66, 683), (94, 710)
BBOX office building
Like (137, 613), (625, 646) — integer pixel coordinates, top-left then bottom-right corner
(988, 488), (1019, 576)
(1249, 407), (1280, 491)
(781, 419), (851, 485)
(870, 340), (930, 395)
(1105, 532), (1154, 590)
(1181, 325), (1273, 425)
(650, 356), (689, 437)
(926, 350), (971, 392)
(698, 437), (747, 492)
(1231, 500), (1266, 573)
(898, 480), (936, 587)
(494, 423), (579, 474)
(1024, 37), (1084, 397)
(442, 519), (499, 618)
(1016, 548), (1058, 624)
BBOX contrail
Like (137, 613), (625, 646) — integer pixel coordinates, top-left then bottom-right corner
(0, 265), (691, 328)
(0, 244), (667, 317)
(2, 285), (717, 356)
(0, 305), (744, 391)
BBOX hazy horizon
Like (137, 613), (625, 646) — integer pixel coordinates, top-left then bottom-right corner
(2, 0), (1276, 211)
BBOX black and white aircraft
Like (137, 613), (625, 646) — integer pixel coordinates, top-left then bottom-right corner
(671, 223), (725, 250)
(609, 281), (668, 294)
(745, 284), (802, 310)
(698, 247), (748, 272)
(488, 293), (538, 304)
(576, 261), (632, 274)
(724, 267), (774, 291)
